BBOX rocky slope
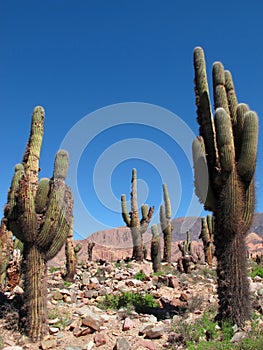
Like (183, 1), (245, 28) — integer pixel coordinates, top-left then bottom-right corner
(1, 259), (263, 350)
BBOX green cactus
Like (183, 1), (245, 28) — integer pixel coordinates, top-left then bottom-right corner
(178, 231), (195, 274)
(121, 168), (154, 262)
(4, 107), (73, 341)
(64, 222), (82, 282)
(160, 184), (173, 264)
(150, 224), (161, 273)
(192, 47), (258, 326)
(199, 215), (214, 267)
(87, 241), (95, 261)
(0, 218), (13, 289)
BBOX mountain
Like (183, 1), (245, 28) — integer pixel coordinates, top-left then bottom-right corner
(50, 213), (263, 266)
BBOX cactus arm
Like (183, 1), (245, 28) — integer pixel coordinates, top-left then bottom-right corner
(212, 62), (230, 113)
(121, 194), (131, 226)
(224, 70), (238, 124)
(35, 178), (50, 214)
(162, 184), (171, 219)
(237, 111), (258, 182)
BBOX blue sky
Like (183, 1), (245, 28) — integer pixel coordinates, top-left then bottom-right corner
(1, 1), (262, 240)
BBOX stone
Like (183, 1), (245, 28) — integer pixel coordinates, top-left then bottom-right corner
(52, 289), (63, 300)
(144, 326), (164, 339)
(168, 275), (179, 289)
(113, 337), (131, 350)
(230, 331), (247, 343)
(3, 347), (23, 350)
(49, 327), (59, 334)
(138, 339), (158, 350)
(81, 313), (104, 331)
(123, 317), (133, 331)
(94, 333), (107, 347)
(40, 339), (58, 349)
(82, 272), (90, 285)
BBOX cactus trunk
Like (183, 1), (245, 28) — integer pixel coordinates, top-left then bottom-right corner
(0, 218), (13, 288)
(151, 225), (161, 273)
(23, 244), (47, 341)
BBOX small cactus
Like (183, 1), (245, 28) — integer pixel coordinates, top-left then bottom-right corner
(199, 215), (214, 267)
(178, 231), (196, 273)
(150, 225), (161, 273)
(87, 241), (95, 261)
(64, 223), (82, 282)
(160, 184), (173, 264)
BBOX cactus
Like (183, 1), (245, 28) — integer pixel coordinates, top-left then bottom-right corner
(178, 231), (196, 274)
(4, 107), (73, 341)
(192, 47), (258, 326)
(199, 215), (214, 267)
(121, 168), (154, 262)
(64, 223), (82, 282)
(87, 241), (95, 261)
(150, 224), (161, 273)
(160, 184), (173, 264)
(0, 218), (13, 289)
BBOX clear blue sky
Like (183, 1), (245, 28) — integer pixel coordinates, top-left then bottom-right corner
(1, 1), (262, 240)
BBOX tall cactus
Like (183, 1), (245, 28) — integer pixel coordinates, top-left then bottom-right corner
(121, 168), (154, 262)
(160, 184), (172, 263)
(150, 224), (161, 273)
(199, 215), (214, 267)
(4, 107), (73, 341)
(192, 47), (258, 326)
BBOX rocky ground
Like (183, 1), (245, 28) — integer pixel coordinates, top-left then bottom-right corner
(0, 258), (263, 350)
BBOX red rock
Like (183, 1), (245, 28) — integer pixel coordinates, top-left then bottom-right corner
(94, 333), (107, 347)
(168, 275), (179, 289)
(138, 339), (158, 350)
(123, 317), (133, 331)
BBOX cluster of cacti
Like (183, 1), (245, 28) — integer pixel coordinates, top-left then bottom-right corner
(177, 231), (196, 273)
(160, 184), (173, 264)
(64, 223), (82, 281)
(192, 47), (258, 326)
(87, 241), (95, 261)
(199, 215), (214, 267)
(121, 168), (154, 262)
(150, 224), (161, 273)
(4, 107), (73, 341)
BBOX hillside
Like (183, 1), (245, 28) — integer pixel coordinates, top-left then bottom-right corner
(51, 213), (263, 266)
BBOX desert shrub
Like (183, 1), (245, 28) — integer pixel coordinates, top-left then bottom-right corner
(134, 270), (147, 281)
(99, 291), (157, 313)
(48, 306), (71, 330)
(249, 266), (263, 278)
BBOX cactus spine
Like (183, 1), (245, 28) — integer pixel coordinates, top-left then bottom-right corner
(121, 168), (154, 262)
(192, 47), (258, 326)
(199, 215), (214, 267)
(150, 224), (161, 273)
(4, 107), (73, 341)
(160, 184), (172, 264)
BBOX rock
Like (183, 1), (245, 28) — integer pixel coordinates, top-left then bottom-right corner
(40, 339), (58, 349)
(49, 326), (59, 334)
(82, 272), (90, 285)
(64, 347), (83, 350)
(168, 275), (179, 289)
(179, 292), (188, 302)
(52, 289), (63, 300)
(138, 339), (158, 350)
(123, 317), (133, 331)
(48, 317), (60, 325)
(94, 333), (107, 347)
(3, 347), (23, 350)
(81, 313), (104, 331)
(144, 326), (165, 339)
(230, 331), (247, 343)
(113, 337), (131, 350)
(13, 286), (24, 295)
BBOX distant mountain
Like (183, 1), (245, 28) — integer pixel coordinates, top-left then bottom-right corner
(50, 213), (263, 266)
